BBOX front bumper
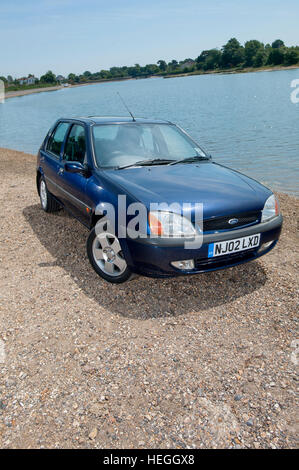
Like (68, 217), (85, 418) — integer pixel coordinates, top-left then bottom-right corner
(124, 214), (283, 277)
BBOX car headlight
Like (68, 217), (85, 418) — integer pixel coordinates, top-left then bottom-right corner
(148, 211), (196, 237)
(261, 194), (280, 222)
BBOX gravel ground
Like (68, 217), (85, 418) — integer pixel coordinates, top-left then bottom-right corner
(0, 148), (298, 449)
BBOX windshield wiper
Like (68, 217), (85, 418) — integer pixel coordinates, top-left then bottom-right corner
(117, 158), (175, 170)
(169, 155), (210, 166)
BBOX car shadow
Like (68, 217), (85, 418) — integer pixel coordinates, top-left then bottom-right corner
(23, 205), (267, 319)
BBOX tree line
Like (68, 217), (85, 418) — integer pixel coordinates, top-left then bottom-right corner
(65, 38), (299, 84)
(2, 38), (298, 87)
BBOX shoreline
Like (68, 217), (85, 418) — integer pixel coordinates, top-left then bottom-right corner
(4, 77), (139, 99)
(4, 64), (299, 100)
(4, 82), (98, 99)
(162, 64), (299, 79)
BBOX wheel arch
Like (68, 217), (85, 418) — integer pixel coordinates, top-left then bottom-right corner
(90, 212), (104, 228)
(36, 170), (42, 195)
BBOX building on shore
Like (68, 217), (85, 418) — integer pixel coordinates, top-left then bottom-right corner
(17, 75), (38, 85)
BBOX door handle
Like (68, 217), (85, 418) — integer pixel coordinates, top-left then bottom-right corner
(58, 168), (64, 175)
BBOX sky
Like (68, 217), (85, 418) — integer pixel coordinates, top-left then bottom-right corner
(1, 0), (298, 78)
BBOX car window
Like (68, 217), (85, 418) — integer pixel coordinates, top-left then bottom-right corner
(47, 122), (69, 158)
(158, 125), (200, 159)
(93, 124), (165, 167)
(94, 125), (118, 141)
(92, 123), (206, 168)
(141, 126), (155, 153)
(64, 124), (86, 164)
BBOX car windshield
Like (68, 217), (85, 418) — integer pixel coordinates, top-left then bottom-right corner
(92, 123), (207, 169)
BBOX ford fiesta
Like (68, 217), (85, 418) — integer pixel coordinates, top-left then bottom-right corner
(36, 116), (282, 283)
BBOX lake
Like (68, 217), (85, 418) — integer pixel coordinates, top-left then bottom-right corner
(0, 69), (298, 195)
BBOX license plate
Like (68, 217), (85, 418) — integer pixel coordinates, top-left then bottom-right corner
(208, 234), (261, 258)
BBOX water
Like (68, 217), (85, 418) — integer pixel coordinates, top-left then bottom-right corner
(0, 69), (298, 195)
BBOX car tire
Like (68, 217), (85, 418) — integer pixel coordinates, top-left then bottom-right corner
(87, 227), (134, 283)
(39, 177), (60, 212)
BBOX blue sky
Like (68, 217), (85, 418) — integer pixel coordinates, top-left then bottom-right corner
(1, 0), (298, 78)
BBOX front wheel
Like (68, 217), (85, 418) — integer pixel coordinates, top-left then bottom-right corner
(87, 228), (133, 283)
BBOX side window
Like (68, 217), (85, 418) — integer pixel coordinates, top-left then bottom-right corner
(64, 124), (86, 164)
(47, 122), (69, 158)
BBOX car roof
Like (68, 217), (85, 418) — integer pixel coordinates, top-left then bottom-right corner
(59, 116), (172, 125)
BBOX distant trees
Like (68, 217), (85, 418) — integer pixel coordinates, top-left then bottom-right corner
(68, 73), (80, 83)
(157, 60), (167, 71)
(168, 60), (178, 71)
(40, 70), (57, 83)
(252, 50), (267, 67)
(196, 49), (222, 70)
(284, 47), (299, 65)
(205, 50), (222, 70)
(265, 39), (289, 65)
(5, 37), (299, 89)
(272, 39), (285, 49)
(221, 38), (245, 67)
(144, 63), (159, 75)
(194, 38), (298, 72)
(83, 71), (92, 78)
(244, 40), (264, 66)
(73, 37), (298, 80)
(267, 47), (285, 65)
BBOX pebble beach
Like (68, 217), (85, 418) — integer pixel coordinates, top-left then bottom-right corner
(0, 147), (298, 448)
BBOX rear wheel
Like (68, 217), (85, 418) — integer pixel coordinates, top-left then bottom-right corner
(39, 177), (60, 212)
(87, 228), (133, 283)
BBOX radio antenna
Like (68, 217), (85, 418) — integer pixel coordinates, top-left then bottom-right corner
(117, 92), (136, 122)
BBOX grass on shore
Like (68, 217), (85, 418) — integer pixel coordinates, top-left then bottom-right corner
(5, 82), (60, 92)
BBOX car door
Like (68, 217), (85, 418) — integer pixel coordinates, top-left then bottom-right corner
(57, 123), (91, 224)
(40, 121), (70, 200)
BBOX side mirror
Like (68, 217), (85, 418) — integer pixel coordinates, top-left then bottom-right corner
(64, 162), (89, 176)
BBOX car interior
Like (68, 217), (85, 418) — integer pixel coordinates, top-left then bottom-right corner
(64, 127), (86, 164)
(93, 124), (169, 167)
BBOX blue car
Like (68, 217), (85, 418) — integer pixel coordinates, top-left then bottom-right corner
(36, 116), (282, 283)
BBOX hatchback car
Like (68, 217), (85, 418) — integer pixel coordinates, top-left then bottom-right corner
(36, 116), (282, 283)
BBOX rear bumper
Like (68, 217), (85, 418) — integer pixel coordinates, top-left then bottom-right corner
(124, 215), (283, 277)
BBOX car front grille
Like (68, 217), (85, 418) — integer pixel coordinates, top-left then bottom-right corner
(203, 211), (260, 232)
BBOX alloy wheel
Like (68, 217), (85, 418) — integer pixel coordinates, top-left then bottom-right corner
(40, 179), (47, 209)
(92, 232), (127, 277)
